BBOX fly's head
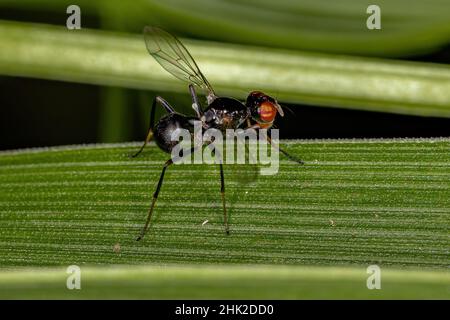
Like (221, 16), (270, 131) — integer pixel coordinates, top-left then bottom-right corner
(246, 91), (284, 128)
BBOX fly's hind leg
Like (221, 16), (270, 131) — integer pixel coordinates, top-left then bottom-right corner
(219, 162), (229, 235)
(136, 146), (197, 241)
(136, 158), (173, 241)
(130, 96), (175, 158)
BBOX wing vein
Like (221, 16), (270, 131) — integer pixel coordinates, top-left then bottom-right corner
(143, 26), (216, 97)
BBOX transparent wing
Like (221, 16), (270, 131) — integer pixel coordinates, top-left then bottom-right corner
(143, 26), (216, 96)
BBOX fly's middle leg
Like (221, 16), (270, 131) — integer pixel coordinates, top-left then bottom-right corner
(209, 145), (230, 235)
(130, 96), (175, 158)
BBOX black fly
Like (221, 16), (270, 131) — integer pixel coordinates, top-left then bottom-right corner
(131, 26), (303, 240)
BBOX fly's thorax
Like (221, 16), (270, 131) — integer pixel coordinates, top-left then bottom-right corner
(154, 113), (195, 153)
(203, 97), (249, 131)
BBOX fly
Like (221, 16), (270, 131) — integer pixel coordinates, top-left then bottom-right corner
(132, 26), (303, 240)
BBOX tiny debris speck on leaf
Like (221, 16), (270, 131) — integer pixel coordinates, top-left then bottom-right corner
(113, 243), (121, 253)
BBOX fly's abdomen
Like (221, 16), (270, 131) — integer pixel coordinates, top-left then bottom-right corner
(154, 113), (195, 153)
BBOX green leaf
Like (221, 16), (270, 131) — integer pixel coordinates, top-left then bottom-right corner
(0, 139), (448, 268)
(0, 265), (449, 299)
(1, 139), (449, 298)
(1, 20), (450, 117)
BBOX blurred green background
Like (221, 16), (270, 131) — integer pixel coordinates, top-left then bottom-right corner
(0, 0), (449, 149)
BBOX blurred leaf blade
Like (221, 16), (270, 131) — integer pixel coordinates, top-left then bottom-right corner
(142, 0), (450, 57)
(0, 21), (449, 117)
(0, 265), (449, 299)
(2, 0), (449, 56)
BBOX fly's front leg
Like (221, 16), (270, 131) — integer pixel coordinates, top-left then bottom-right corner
(245, 118), (262, 130)
(130, 96), (175, 158)
(266, 135), (304, 165)
(244, 121), (304, 165)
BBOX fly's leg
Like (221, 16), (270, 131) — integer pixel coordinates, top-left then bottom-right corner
(219, 162), (229, 235)
(130, 96), (175, 158)
(267, 135), (304, 165)
(136, 158), (172, 241)
(189, 84), (203, 118)
(208, 145), (229, 235)
(136, 146), (197, 241)
(246, 122), (304, 165)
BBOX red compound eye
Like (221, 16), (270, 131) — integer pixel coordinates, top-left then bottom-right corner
(259, 101), (276, 123)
